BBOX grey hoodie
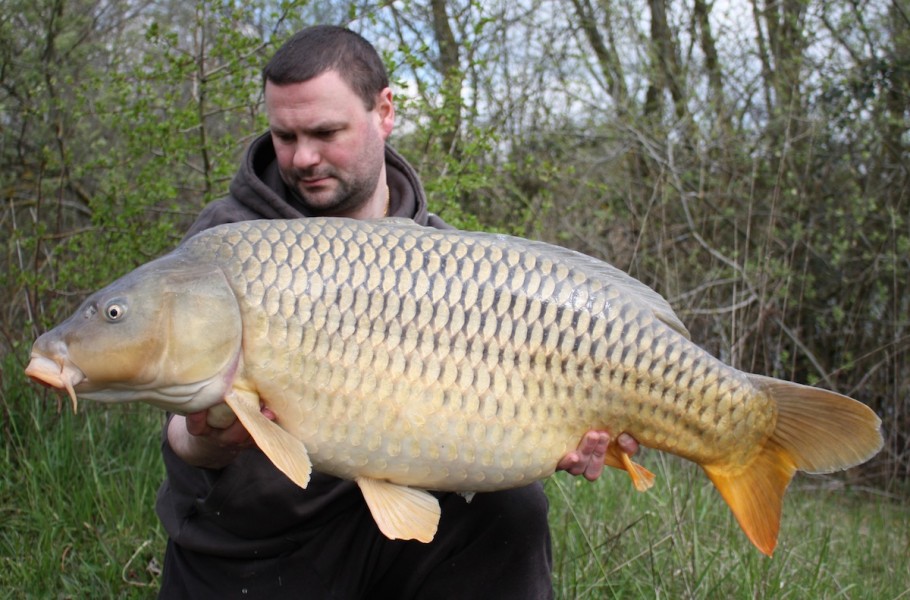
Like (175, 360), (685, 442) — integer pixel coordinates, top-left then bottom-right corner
(183, 131), (448, 239)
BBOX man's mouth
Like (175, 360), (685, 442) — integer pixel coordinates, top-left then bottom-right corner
(298, 173), (333, 186)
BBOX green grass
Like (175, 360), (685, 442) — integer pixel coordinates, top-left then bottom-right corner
(546, 456), (910, 599)
(1, 360), (166, 599)
(2, 358), (907, 598)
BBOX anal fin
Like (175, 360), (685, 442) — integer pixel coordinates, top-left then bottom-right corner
(223, 388), (312, 489)
(356, 476), (441, 543)
(604, 441), (656, 491)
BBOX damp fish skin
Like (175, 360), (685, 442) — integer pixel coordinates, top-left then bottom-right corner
(26, 217), (883, 554)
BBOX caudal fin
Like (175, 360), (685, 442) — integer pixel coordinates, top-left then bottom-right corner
(704, 376), (882, 556)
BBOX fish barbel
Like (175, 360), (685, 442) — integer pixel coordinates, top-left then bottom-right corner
(25, 217), (882, 555)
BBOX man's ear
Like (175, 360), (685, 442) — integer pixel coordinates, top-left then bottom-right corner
(376, 87), (395, 139)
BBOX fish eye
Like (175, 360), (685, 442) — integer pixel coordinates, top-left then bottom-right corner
(104, 301), (127, 322)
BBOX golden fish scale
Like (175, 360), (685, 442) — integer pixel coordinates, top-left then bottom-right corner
(192, 219), (774, 490)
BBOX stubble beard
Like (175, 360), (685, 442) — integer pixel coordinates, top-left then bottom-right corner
(283, 145), (386, 217)
(290, 173), (371, 216)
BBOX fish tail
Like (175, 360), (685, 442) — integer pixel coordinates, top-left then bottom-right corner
(703, 375), (883, 557)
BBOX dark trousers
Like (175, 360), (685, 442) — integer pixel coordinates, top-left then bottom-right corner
(158, 483), (553, 599)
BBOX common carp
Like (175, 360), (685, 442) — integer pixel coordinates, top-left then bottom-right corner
(25, 217), (882, 555)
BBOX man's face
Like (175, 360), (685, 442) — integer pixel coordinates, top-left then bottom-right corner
(265, 70), (394, 216)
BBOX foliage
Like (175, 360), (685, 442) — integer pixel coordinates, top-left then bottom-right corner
(547, 466), (909, 599)
(0, 0), (907, 592)
(5, 2), (905, 442)
(1, 0), (313, 339)
(0, 353), (166, 596)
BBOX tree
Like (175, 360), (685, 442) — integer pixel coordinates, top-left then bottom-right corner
(1, 0), (905, 485)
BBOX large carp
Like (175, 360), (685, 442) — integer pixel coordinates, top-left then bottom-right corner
(25, 218), (882, 555)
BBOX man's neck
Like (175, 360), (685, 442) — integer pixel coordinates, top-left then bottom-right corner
(344, 183), (389, 220)
(337, 167), (390, 220)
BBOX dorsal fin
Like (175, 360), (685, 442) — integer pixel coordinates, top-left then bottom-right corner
(331, 218), (690, 339)
(496, 235), (690, 338)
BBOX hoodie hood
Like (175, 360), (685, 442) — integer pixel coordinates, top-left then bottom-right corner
(232, 132), (430, 220)
(184, 131), (446, 241)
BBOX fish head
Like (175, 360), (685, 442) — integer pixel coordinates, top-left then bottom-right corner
(25, 252), (243, 414)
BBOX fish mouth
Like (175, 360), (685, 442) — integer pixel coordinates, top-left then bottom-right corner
(25, 354), (85, 413)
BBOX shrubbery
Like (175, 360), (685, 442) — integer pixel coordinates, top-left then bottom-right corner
(2, 0), (906, 488)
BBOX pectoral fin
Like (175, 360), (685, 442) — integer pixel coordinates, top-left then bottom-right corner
(356, 476), (441, 543)
(223, 388), (312, 489)
(604, 443), (655, 492)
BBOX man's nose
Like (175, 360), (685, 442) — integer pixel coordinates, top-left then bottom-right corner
(293, 142), (320, 170)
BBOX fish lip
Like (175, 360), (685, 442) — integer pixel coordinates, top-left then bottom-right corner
(25, 354), (68, 388)
(25, 353), (86, 411)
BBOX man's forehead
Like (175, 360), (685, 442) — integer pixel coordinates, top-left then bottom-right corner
(264, 76), (366, 127)
(264, 71), (356, 101)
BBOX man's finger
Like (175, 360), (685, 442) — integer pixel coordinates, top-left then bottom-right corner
(556, 451), (583, 475)
(582, 431), (609, 480)
(617, 432), (639, 455)
(185, 412), (209, 436)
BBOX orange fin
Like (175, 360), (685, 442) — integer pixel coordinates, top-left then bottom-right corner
(704, 376), (883, 557)
(703, 440), (795, 557)
(750, 375), (883, 474)
(605, 442), (655, 492)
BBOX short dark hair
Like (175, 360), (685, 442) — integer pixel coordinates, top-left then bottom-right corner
(263, 25), (389, 109)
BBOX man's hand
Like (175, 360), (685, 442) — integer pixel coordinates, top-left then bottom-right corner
(167, 405), (276, 469)
(557, 431), (639, 481)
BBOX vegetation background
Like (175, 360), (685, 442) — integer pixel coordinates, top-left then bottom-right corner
(1, 0), (907, 596)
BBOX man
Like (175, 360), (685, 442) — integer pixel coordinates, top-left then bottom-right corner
(157, 25), (638, 599)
